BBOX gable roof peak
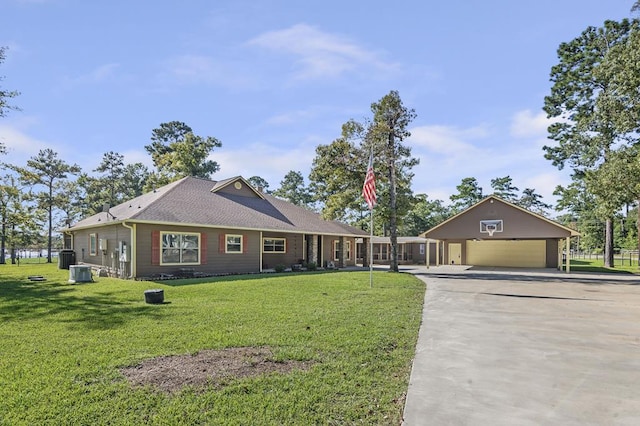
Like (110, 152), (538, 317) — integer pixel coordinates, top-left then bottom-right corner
(210, 176), (265, 199)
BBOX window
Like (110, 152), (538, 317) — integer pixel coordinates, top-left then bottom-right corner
(380, 244), (388, 261)
(161, 232), (200, 265)
(226, 234), (243, 253)
(263, 238), (286, 253)
(333, 240), (340, 261)
(89, 233), (97, 256)
(345, 241), (352, 260)
(420, 244), (425, 255)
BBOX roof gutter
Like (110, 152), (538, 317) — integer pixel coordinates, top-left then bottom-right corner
(121, 221), (136, 279)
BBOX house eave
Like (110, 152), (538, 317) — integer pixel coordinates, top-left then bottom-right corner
(68, 219), (367, 238)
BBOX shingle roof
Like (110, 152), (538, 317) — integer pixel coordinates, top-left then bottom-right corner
(71, 176), (368, 237)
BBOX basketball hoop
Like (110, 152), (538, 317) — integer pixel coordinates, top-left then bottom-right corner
(480, 219), (503, 237)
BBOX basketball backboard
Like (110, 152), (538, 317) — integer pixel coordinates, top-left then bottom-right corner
(480, 219), (503, 237)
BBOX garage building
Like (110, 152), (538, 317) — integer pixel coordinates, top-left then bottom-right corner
(420, 196), (579, 270)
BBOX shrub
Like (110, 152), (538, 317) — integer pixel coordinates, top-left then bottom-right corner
(306, 262), (317, 271)
(274, 264), (286, 273)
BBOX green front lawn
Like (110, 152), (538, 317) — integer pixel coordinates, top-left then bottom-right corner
(0, 263), (425, 425)
(570, 258), (640, 274)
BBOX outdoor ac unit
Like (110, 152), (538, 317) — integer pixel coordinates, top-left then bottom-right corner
(99, 238), (107, 251)
(69, 265), (92, 283)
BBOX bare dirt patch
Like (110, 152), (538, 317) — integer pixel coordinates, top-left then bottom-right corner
(120, 346), (313, 393)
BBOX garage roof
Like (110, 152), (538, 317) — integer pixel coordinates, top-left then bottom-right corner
(420, 196), (579, 240)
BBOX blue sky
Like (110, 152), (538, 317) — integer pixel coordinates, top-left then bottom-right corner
(0, 0), (635, 209)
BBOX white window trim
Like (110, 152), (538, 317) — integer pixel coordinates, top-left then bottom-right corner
(160, 231), (201, 265)
(89, 233), (97, 256)
(333, 240), (340, 261)
(263, 237), (286, 253)
(346, 241), (352, 261)
(226, 234), (243, 254)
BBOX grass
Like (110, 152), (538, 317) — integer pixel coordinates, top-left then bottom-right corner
(0, 263), (425, 425)
(569, 258), (640, 274)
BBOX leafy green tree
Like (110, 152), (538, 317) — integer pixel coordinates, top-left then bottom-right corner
(490, 176), (519, 201)
(56, 179), (83, 229)
(146, 121), (193, 166)
(365, 90), (419, 272)
(449, 177), (483, 213)
(309, 91), (419, 272)
(517, 188), (551, 215)
(12, 149), (81, 262)
(595, 22), (640, 257)
(78, 153), (150, 215)
(543, 19), (638, 267)
(554, 180), (603, 253)
(0, 46), (20, 120)
(0, 174), (20, 263)
(272, 171), (313, 207)
(401, 194), (451, 236)
(309, 137), (365, 222)
(145, 121), (222, 187)
(95, 151), (125, 207)
(247, 176), (270, 193)
(121, 162), (149, 200)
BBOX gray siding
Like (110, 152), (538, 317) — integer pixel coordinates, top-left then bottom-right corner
(428, 198), (572, 240)
(135, 224), (261, 278)
(261, 233), (304, 269)
(72, 224), (131, 267)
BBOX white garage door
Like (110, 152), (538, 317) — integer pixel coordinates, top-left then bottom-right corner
(466, 240), (546, 268)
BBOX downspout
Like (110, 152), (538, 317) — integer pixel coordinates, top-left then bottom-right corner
(259, 231), (263, 273)
(122, 221), (136, 279)
(63, 230), (73, 250)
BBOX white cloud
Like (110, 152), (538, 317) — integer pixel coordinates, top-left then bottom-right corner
(122, 149), (154, 168)
(163, 54), (256, 89)
(58, 63), (120, 91)
(407, 120), (568, 208)
(247, 23), (397, 80)
(410, 125), (488, 155)
(0, 122), (49, 160)
(510, 109), (552, 139)
(214, 141), (316, 188)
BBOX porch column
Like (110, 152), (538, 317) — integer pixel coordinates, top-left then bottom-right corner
(338, 236), (345, 268)
(309, 235), (318, 266)
(566, 236), (571, 273)
(426, 240), (430, 269)
(558, 239), (562, 271)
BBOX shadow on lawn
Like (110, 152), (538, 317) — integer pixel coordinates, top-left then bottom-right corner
(0, 275), (166, 329)
(156, 269), (345, 287)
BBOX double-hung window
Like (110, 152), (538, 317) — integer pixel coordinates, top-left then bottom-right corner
(263, 238), (286, 253)
(333, 240), (340, 261)
(226, 234), (243, 253)
(333, 240), (352, 261)
(161, 232), (200, 264)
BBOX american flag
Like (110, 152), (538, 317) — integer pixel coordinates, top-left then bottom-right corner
(362, 150), (376, 210)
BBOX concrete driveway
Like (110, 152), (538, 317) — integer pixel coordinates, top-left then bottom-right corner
(401, 266), (640, 425)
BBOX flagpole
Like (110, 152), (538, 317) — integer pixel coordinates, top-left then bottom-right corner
(369, 207), (373, 288)
(362, 147), (376, 289)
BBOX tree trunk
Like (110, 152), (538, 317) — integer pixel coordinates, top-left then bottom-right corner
(47, 183), (53, 263)
(637, 197), (640, 269)
(0, 215), (5, 265)
(388, 134), (399, 273)
(604, 217), (614, 267)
